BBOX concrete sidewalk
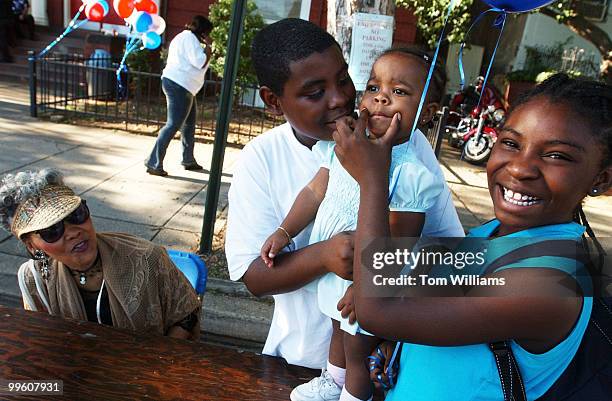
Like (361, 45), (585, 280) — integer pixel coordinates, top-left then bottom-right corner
(0, 80), (610, 349)
(0, 88), (275, 349)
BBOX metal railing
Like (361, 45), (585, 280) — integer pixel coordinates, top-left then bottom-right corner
(425, 106), (449, 159)
(28, 52), (284, 146)
(28, 52), (448, 153)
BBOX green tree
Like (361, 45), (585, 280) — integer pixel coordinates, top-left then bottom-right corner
(396, 0), (475, 49)
(208, 0), (265, 86)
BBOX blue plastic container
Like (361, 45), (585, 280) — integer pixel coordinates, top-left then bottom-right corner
(167, 249), (208, 295)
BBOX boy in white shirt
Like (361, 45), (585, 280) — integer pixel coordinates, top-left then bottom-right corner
(225, 18), (463, 400)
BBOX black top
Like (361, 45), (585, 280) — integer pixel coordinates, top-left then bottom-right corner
(80, 285), (112, 326)
(0, 0), (13, 21)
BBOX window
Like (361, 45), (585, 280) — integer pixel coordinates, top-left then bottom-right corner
(573, 0), (609, 21)
(253, 0), (312, 23)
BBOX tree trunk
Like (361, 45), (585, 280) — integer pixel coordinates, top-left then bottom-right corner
(327, 0), (396, 61)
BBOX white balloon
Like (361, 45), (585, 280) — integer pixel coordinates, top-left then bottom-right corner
(124, 8), (137, 25)
(149, 14), (166, 35)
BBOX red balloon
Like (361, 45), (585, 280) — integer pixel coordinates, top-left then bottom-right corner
(113, 0), (134, 19)
(134, 0), (158, 14)
(86, 3), (105, 22)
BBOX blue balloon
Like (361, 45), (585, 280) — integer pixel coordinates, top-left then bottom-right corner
(484, 0), (554, 13)
(142, 31), (161, 49)
(134, 11), (153, 33)
(98, 0), (109, 16)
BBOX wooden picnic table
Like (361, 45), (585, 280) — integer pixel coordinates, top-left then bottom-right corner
(0, 305), (317, 400)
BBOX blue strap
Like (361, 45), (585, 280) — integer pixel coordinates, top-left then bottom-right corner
(388, 165), (400, 204)
(116, 36), (143, 98)
(37, 5), (87, 59)
(368, 342), (403, 389)
(407, 0), (456, 148)
(457, 8), (507, 109)
(391, 0), (455, 201)
(478, 13), (506, 111)
(458, 8), (503, 89)
(385, 341), (402, 388)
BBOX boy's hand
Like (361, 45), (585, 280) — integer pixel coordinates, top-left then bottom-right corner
(337, 284), (356, 324)
(322, 231), (354, 280)
(260, 229), (291, 268)
(368, 341), (398, 390)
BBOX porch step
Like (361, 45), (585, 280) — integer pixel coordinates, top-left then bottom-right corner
(1, 25), (86, 81)
(0, 63), (29, 83)
(201, 278), (273, 346)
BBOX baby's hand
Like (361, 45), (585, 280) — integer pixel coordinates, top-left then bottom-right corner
(260, 229), (291, 268)
(337, 284), (356, 324)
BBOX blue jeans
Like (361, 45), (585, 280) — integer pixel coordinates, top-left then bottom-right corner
(146, 78), (198, 170)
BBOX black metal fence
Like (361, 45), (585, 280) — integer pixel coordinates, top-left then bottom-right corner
(425, 106), (449, 159)
(28, 52), (284, 146)
(28, 52), (447, 152)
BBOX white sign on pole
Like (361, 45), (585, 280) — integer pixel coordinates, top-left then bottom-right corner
(348, 13), (394, 91)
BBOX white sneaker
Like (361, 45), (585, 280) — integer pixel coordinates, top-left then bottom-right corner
(290, 369), (342, 401)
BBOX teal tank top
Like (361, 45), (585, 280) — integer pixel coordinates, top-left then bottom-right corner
(386, 220), (593, 401)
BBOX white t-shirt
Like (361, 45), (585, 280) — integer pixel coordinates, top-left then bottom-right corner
(225, 122), (464, 368)
(162, 30), (209, 96)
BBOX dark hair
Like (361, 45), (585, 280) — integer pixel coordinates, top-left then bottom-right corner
(377, 47), (448, 104)
(251, 18), (340, 95)
(512, 73), (612, 168)
(512, 73), (612, 290)
(186, 15), (213, 37)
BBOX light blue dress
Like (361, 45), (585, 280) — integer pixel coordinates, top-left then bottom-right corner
(386, 219), (592, 401)
(310, 140), (444, 335)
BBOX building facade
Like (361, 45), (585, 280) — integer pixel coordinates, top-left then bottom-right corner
(44, 0), (418, 47)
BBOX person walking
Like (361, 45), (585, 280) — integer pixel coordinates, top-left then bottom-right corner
(145, 15), (213, 176)
(12, 0), (35, 40)
(0, 0), (15, 62)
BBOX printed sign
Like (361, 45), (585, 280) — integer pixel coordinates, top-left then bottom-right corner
(348, 13), (394, 91)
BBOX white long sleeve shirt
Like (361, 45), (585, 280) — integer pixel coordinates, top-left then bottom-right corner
(162, 30), (209, 95)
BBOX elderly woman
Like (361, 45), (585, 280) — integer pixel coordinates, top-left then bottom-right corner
(0, 168), (201, 340)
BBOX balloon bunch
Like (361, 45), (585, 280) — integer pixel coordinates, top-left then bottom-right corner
(37, 0), (110, 58)
(113, 0), (165, 49)
(114, 0), (166, 96)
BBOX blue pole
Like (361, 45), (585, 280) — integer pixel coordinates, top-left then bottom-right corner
(28, 51), (37, 117)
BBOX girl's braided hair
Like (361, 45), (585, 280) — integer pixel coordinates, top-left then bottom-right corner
(513, 73), (612, 294)
(0, 168), (64, 232)
(512, 73), (612, 168)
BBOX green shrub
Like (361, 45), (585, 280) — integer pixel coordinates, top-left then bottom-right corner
(208, 0), (265, 87)
(506, 40), (571, 83)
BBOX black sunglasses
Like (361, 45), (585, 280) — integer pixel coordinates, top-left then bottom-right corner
(35, 200), (90, 243)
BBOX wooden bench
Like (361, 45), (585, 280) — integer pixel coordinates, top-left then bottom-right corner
(0, 305), (317, 400)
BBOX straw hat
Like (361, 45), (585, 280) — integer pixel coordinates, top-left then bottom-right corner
(11, 185), (82, 239)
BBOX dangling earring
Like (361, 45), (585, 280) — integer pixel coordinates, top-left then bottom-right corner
(590, 188), (599, 196)
(33, 250), (50, 280)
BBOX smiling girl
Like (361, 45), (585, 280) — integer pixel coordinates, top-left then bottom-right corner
(333, 73), (612, 400)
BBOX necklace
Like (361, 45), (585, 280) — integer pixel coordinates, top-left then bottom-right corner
(69, 253), (101, 286)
